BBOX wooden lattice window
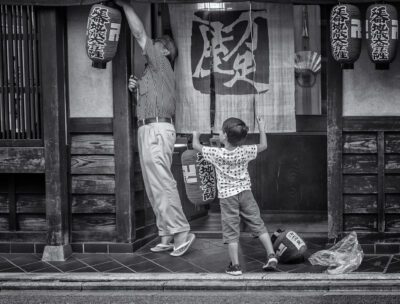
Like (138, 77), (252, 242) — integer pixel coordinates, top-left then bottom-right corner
(0, 5), (41, 140)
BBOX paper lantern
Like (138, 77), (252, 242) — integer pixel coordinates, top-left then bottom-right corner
(330, 4), (362, 69)
(271, 229), (307, 263)
(366, 4), (398, 69)
(86, 3), (121, 69)
(181, 149), (216, 206)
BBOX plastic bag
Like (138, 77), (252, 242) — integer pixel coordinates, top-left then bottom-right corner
(308, 231), (364, 274)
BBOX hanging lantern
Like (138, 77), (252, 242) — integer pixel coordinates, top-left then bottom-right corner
(330, 4), (362, 69)
(86, 3), (121, 69)
(366, 4), (398, 70)
(181, 149), (217, 206)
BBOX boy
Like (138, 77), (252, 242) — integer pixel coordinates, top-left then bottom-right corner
(192, 117), (277, 275)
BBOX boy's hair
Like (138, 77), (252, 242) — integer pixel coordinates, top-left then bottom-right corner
(222, 117), (249, 147)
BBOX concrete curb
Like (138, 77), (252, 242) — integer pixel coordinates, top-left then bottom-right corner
(0, 273), (400, 291)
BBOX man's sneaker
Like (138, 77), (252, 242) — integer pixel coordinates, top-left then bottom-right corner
(225, 263), (242, 276)
(263, 253), (278, 271)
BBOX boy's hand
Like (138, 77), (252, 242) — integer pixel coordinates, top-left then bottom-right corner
(256, 116), (266, 131)
(192, 131), (200, 139)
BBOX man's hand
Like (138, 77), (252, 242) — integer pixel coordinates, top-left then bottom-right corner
(114, 0), (129, 8)
(128, 75), (138, 92)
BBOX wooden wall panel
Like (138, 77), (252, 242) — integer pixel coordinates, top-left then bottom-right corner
(18, 214), (47, 231)
(386, 215), (400, 232)
(386, 134), (400, 153)
(249, 134), (327, 212)
(343, 134), (377, 154)
(69, 125), (118, 242)
(71, 175), (115, 194)
(70, 155), (115, 174)
(70, 134), (114, 155)
(385, 176), (400, 193)
(344, 195), (378, 214)
(385, 195), (400, 213)
(343, 175), (378, 194)
(72, 214), (116, 232)
(343, 155), (377, 174)
(0, 148), (45, 173)
(71, 231), (116, 242)
(0, 195), (9, 213)
(71, 195), (116, 213)
(344, 215), (377, 232)
(0, 215), (9, 231)
(16, 194), (46, 213)
(385, 155), (400, 171)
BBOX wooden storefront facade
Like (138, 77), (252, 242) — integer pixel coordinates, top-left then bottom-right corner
(0, 0), (399, 258)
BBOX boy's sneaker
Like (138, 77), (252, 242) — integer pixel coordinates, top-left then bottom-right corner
(263, 253), (278, 271)
(225, 263), (242, 276)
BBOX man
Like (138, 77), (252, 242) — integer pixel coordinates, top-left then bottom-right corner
(116, 0), (195, 256)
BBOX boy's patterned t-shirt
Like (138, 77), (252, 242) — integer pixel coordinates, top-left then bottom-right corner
(202, 145), (257, 198)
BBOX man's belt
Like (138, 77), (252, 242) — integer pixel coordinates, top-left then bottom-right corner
(137, 117), (173, 127)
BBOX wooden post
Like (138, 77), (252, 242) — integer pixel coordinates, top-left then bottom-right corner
(327, 17), (343, 239)
(39, 7), (71, 261)
(113, 19), (136, 242)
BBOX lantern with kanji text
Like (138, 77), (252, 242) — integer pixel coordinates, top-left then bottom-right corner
(366, 4), (398, 69)
(86, 3), (121, 69)
(181, 149), (217, 206)
(330, 4), (362, 69)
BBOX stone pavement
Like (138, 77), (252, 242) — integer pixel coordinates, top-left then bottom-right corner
(0, 236), (398, 275)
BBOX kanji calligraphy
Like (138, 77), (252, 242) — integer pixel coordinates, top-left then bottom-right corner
(87, 6), (111, 60)
(191, 10), (269, 95)
(196, 153), (216, 201)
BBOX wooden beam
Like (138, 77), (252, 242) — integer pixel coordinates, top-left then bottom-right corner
(326, 3), (343, 238)
(2, 0), (400, 6)
(343, 117), (400, 132)
(39, 7), (70, 248)
(0, 140), (43, 147)
(112, 19), (136, 243)
(69, 118), (113, 134)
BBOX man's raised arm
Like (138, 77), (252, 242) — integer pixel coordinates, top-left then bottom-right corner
(115, 0), (147, 50)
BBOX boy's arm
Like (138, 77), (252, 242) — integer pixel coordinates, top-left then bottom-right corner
(192, 131), (204, 152)
(115, 0), (147, 50)
(256, 116), (268, 153)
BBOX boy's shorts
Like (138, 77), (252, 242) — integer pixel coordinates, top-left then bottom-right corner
(219, 190), (267, 244)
